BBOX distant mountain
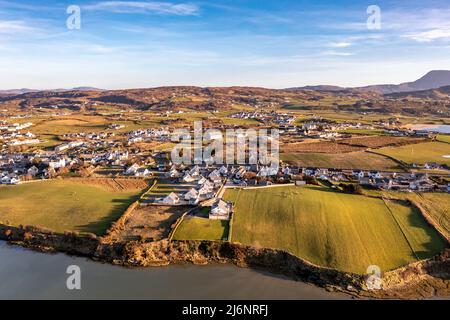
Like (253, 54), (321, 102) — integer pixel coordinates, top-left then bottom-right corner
(287, 85), (347, 92)
(0, 88), (39, 95)
(290, 70), (450, 95)
(0, 87), (103, 95)
(385, 85), (450, 99)
(359, 70), (450, 94)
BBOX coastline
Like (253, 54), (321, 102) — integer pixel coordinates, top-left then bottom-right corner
(0, 223), (449, 300)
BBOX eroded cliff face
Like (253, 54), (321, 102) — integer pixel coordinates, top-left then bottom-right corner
(1, 224), (449, 299)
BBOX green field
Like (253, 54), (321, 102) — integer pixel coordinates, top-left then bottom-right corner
(0, 180), (144, 235)
(376, 141), (450, 166)
(223, 186), (446, 274)
(173, 216), (229, 241)
(280, 151), (402, 171)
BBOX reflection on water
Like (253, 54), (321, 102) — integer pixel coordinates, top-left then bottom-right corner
(0, 242), (349, 300)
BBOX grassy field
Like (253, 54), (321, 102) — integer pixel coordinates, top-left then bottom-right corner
(376, 141), (450, 166)
(364, 190), (450, 241)
(0, 179), (145, 235)
(223, 186), (446, 274)
(280, 151), (402, 171)
(437, 135), (450, 144)
(173, 216), (229, 241)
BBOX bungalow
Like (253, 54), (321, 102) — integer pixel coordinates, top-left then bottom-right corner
(218, 165), (228, 176)
(209, 199), (232, 220)
(302, 167), (316, 176)
(135, 168), (150, 177)
(166, 168), (181, 178)
(27, 166), (39, 177)
(208, 170), (221, 180)
(48, 158), (66, 169)
(197, 176), (208, 185)
(184, 188), (199, 201)
(125, 163), (140, 175)
(162, 192), (180, 205)
(368, 171), (382, 179)
(183, 173), (196, 183)
(353, 170), (365, 179)
(189, 165), (201, 177)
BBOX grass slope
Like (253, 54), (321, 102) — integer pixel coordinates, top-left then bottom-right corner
(0, 179), (144, 235)
(280, 151), (401, 171)
(377, 141), (450, 166)
(223, 186), (446, 274)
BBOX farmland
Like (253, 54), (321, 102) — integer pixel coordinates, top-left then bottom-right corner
(0, 179), (146, 235)
(280, 151), (402, 171)
(223, 186), (446, 274)
(376, 141), (450, 166)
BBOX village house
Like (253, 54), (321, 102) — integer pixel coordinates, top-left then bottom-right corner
(184, 188), (200, 204)
(162, 192), (180, 205)
(209, 199), (232, 220)
(125, 163), (140, 175)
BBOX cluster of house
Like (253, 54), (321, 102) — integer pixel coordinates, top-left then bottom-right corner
(62, 131), (115, 140)
(0, 121), (39, 147)
(229, 111), (296, 126)
(158, 165), (228, 206)
(0, 121), (33, 132)
(127, 128), (171, 144)
(54, 141), (84, 152)
(0, 152), (84, 184)
(279, 120), (367, 139)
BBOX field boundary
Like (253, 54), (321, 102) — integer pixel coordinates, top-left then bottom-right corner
(167, 207), (197, 241)
(381, 197), (419, 261)
(366, 150), (409, 171)
(409, 194), (450, 245)
(102, 179), (157, 241)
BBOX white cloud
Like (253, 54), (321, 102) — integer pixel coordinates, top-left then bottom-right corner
(403, 28), (450, 42)
(84, 1), (199, 16)
(0, 20), (37, 34)
(322, 50), (354, 57)
(329, 42), (352, 48)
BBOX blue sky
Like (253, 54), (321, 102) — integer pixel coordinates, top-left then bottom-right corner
(1, 0), (450, 89)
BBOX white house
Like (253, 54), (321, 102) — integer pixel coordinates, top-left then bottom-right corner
(48, 158), (66, 169)
(27, 166), (39, 177)
(167, 168), (181, 178)
(209, 170), (221, 180)
(218, 165), (228, 176)
(183, 173), (196, 183)
(162, 192), (180, 205)
(125, 163), (140, 175)
(184, 188), (199, 201)
(135, 168), (150, 177)
(209, 199), (232, 220)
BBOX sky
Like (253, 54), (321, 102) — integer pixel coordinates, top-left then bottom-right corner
(1, 0), (450, 89)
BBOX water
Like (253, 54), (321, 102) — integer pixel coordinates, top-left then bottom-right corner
(411, 125), (450, 134)
(0, 242), (349, 300)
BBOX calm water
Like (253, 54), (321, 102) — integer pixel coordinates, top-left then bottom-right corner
(412, 125), (450, 134)
(0, 242), (349, 300)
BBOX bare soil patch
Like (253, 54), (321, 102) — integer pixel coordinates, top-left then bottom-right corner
(281, 141), (364, 154)
(111, 205), (189, 241)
